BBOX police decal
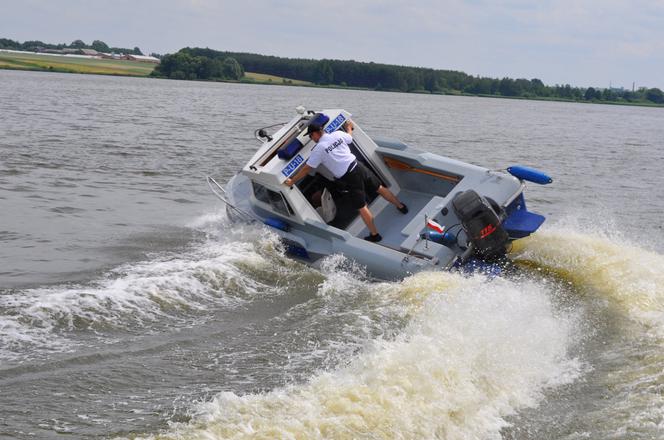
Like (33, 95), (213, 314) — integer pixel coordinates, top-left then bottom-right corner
(325, 114), (346, 133)
(281, 154), (304, 177)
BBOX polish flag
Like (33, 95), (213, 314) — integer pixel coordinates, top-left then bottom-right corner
(426, 219), (445, 234)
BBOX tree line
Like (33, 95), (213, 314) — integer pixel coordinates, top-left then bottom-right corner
(0, 37), (144, 56)
(151, 51), (243, 81)
(152, 47), (664, 105)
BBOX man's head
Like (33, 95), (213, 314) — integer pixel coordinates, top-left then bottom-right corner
(306, 124), (324, 142)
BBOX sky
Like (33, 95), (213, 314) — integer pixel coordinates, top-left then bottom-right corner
(2, 0), (663, 89)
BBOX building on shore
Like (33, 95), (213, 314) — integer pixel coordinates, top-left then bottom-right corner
(79, 49), (99, 56)
(37, 48), (99, 56)
(126, 54), (160, 63)
(7, 47), (160, 63)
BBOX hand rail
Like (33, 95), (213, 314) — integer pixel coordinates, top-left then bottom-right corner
(206, 176), (257, 222)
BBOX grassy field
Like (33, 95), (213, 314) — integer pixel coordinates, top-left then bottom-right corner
(0, 51), (156, 76)
(243, 71), (312, 86)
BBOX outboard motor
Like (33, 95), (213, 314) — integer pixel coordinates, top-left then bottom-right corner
(452, 190), (509, 261)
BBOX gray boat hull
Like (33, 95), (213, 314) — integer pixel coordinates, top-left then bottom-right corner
(224, 135), (545, 280)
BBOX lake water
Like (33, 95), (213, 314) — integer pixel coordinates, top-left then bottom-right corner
(1, 69), (663, 439)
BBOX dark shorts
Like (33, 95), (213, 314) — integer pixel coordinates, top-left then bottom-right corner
(335, 162), (382, 210)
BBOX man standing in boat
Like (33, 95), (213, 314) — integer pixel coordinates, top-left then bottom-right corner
(284, 120), (407, 243)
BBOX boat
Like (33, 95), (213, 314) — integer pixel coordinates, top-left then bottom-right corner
(208, 107), (551, 280)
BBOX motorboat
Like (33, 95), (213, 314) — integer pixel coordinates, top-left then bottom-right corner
(208, 107), (551, 280)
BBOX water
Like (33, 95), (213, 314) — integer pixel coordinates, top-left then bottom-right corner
(1, 69), (663, 439)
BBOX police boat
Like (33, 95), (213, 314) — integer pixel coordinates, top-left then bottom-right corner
(208, 107), (552, 280)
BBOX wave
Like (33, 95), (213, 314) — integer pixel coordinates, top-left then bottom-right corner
(141, 272), (581, 440)
(0, 231), (299, 362)
(13, 212), (660, 438)
(512, 221), (664, 337)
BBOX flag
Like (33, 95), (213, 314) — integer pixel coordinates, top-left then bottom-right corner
(426, 219), (445, 234)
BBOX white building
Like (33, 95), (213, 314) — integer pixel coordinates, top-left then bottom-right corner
(126, 54), (160, 63)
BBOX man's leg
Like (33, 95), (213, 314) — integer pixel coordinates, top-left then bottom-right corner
(377, 185), (406, 210)
(358, 163), (405, 211)
(358, 205), (379, 235)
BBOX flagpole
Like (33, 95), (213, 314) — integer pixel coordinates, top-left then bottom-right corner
(424, 214), (429, 249)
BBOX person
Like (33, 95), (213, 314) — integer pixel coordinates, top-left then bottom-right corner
(284, 120), (407, 242)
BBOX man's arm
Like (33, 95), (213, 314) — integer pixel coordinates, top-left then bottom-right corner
(341, 120), (354, 142)
(285, 164), (313, 187)
(342, 120), (354, 133)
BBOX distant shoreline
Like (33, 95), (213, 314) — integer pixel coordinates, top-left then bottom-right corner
(0, 50), (154, 77)
(1, 51), (662, 109)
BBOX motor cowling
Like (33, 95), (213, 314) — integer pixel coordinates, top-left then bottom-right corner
(452, 190), (509, 261)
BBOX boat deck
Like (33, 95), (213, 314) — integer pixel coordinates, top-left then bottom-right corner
(353, 189), (435, 249)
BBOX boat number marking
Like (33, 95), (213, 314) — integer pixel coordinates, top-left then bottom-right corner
(325, 114), (346, 133)
(282, 154), (304, 177)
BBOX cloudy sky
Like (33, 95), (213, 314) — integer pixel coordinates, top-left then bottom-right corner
(3, 0), (663, 89)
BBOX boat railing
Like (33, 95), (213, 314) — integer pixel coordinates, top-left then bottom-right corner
(206, 176), (257, 222)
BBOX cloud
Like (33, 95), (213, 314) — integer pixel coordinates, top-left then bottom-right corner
(1, 0), (662, 88)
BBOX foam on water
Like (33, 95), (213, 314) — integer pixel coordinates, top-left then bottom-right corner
(143, 272), (581, 440)
(503, 219), (664, 438)
(185, 209), (231, 233)
(512, 220), (664, 337)
(0, 232), (287, 362)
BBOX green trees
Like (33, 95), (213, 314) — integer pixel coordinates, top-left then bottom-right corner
(91, 40), (110, 52)
(602, 88), (616, 101)
(152, 51), (244, 81)
(314, 60), (334, 85)
(584, 87), (600, 100)
(498, 78), (518, 96)
(198, 57), (223, 79)
(645, 88), (664, 104)
(0, 38), (20, 49)
(154, 52), (199, 79)
(160, 46), (664, 104)
(222, 57), (243, 80)
(530, 78), (546, 96)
